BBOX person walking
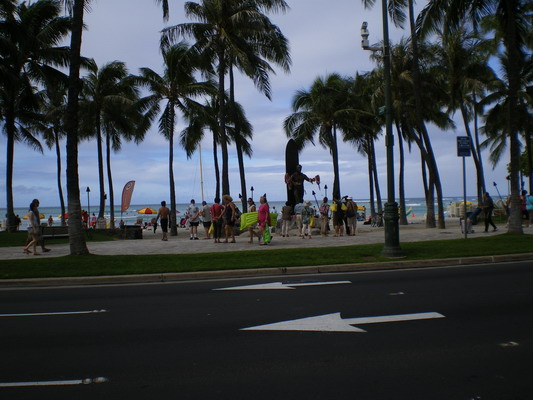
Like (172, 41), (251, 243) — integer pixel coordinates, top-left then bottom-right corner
(331, 197), (345, 237)
(210, 198), (224, 243)
(156, 200), (170, 241)
(345, 197), (357, 236)
(281, 201), (292, 237)
(257, 195), (271, 245)
(526, 192), (533, 228)
(201, 201), (212, 239)
(222, 195), (236, 243)
(23, 200), (42, 255)
(301, 201), (313, 239)
(521, 190), (529, 227)
(482, 192), (497, 232)
(319, 197), (330, 237)
(246, 198), (259, 243)
(293, 202), (303, 237)
(186, 199), (200, 240)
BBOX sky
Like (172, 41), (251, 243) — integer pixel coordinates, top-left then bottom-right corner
(1, 0), (512, 209)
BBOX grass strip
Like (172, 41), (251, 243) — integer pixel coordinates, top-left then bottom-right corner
(0, 233), (531, 280)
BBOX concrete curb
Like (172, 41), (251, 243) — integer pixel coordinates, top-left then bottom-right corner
(1, 253), (532, 289)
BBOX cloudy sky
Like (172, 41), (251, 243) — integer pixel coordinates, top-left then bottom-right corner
(2, 0), (510, 208)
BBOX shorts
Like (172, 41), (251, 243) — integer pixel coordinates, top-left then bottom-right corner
(160, 219), (168, 233)
(203, 221), (211, 228)
(189, 221), (199, 227)
(225, 219), (235, 227)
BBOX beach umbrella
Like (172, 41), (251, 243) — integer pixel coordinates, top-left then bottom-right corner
(58, 213), (68, 219)
(137, 207), (157, 214)
(24, 213), (45, 219)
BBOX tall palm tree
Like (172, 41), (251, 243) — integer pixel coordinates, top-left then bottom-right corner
(434, 24), (495, 204)
(419, 0), (531, 234)
(61, 0), (90, 254)
(139, 42), (214, 236)
(41, 81), (68, 226)
(162, 0), (290, 197)
(181, 94), (253, 203)
(480, 54), (533, 170)
(343, 72), (383, 218)
(1, 0), (70, 232)
(284, 73), (360, 200)
(79, 60), (146, 227)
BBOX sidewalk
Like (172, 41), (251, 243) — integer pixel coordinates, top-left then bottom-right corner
(1, 218), (527, 260)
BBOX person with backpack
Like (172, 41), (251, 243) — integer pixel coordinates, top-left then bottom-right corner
(331, 196), (345, 237)
(222, 195), (237, 243)
(319, 197), (330, 237)
(345, 196), (357, 236)
(301, 201), (314, 239)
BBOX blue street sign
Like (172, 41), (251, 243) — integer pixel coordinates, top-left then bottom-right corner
(457, 136), (471, 157)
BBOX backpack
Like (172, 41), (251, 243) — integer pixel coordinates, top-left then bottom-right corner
(346, 202), (356, 218)
(319, 203), (329, 215)
(330, 202), (337, 212)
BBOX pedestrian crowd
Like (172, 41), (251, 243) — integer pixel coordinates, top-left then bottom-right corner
(151, 194), (365, 245)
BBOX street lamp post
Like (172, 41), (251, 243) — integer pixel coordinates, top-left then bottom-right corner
(86, 186), (91, 216)
(250, 186), (254, 201)
(361, 11), (403, 257)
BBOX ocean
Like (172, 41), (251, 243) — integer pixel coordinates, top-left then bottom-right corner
(1, 196), (492, 231)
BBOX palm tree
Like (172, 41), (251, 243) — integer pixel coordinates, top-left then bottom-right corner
(419, 0), (531, 234)
(79, 60), (146, 227)
(284, 73), (360, 200)
(1, 0), (70, 232)
(434, 24), (495, 204)
(139, 42), (214, 236)
(343, 72), (383, 218)
(162, 0), (291, 197)
(41, 82), (68, 226)
(61, 0), (90, 254)
(181, 93), (253, 202)
(480, 54), (533, 172)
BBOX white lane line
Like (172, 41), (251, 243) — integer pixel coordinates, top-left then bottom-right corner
(0, 309), (107, 318)
(0, 377), (109, 387)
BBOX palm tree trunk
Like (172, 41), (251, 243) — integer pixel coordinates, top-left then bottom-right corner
(168, 102), (178, 236)
(218, 47), (230, 196)
(105, 132), (115, 228)
(472, 91), (486, 200)
(331, 126), (341, 200)
(504, 0), (523, 234)
(459, 104), (485, 204)
(64, 0), (89, 255)
(229, 64), (247, 212)
(370, 138), (382, 214)
(396, 121), (408, 225)
(54, 128), (66, 226)
(213, 135), (220, 201)
(96, 121), (106, 219)
(366, 135), (376, 217)
(5, 108), (17, 233)
(408, 0), (444, 229)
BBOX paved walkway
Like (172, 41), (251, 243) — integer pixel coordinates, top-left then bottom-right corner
(2, 218), (526, 260)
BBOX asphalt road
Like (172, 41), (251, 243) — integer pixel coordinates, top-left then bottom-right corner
(1, 261), (532, 399)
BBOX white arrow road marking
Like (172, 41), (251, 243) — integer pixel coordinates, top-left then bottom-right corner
(214, 281), (351, 291)
(0, 309), (107, 318)
(241, 312), (445, 333)
(0, 377), (109, 387)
